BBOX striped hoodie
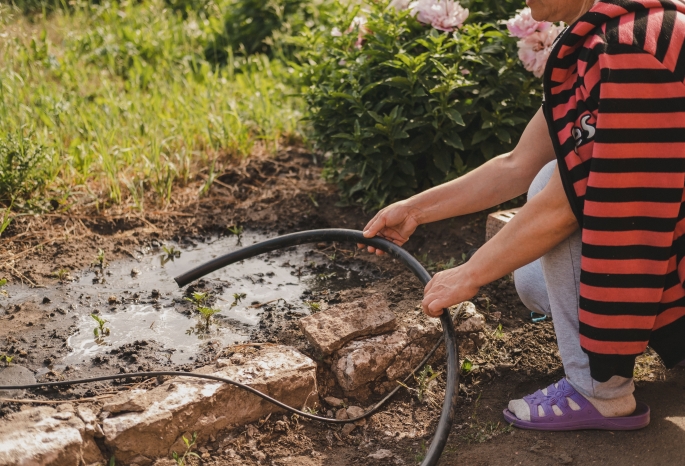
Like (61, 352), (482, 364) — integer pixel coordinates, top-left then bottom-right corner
(544, 0), (685, 382)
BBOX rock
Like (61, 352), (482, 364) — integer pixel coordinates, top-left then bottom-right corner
(333, 331), (408, 393)
(0, 406), (103, 465)
(108, 295), (118, 304)
(341, 423), (356, 436)
(345, 406), (366, 426)
(335, 408), (348, 420)
(454, 302), (485, 334)
(324, 396), (344, 408)
(331, 320), (441, 396)
(215, 358), (231, 368)
(102, 390), (149, 414)
(369, 449), (394, 460)
(0, 364), (36, 397)
(103, 346), (317, 463)
(77, 406), (104, 439)
(298, 295), (396, 355)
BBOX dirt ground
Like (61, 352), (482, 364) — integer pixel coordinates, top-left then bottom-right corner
(0, 147), (683, 466)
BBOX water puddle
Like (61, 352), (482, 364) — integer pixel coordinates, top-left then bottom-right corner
(3, 232), (375, 365)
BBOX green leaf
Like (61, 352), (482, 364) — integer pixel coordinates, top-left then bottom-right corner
(471, 129), (490, 145)
(433, 145), (452, 174)
(495, 127), (511, 143)
(443, 132), (464, 150)
(445, 108), (465, 126)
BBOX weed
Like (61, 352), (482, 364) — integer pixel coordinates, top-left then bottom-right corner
(91, 314), (110, 339)
(460, 393), (513, 444)
(494, 323), (504, 339)
(161, 245), (182, 264)
(399, 364), (441, 406)
(0, 278), (6, 287)
(0, 208), (12, 238)
(308, 193), (319, 207)
(1, 354), (14, 366)
(198, 306), (220, 330)
(184, 291), (208, 307)
(227, 225), (244, 237)
(303, 406), (318, 415)
(414, 440), (428, 463)
(109, 456), (116, 466)
(231, 293), (247, 307)
(461, 358), (474, 374)
(415, 253), (456, 272)
(305, 301), (321, 312)
(94, 249), (106, 268)
(198, 161), (216, 197)
(53, 268), (70, 283)
(316, 272), (336, 281)
(171, 432), (199, 466)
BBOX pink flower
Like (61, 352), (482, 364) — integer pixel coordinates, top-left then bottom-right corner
(516, 25), (563, 77)
(345, 16), (370, 49)
(507, 7), (553, 39)
(409, 0), (469, 32)
(388, 0), (411, 10)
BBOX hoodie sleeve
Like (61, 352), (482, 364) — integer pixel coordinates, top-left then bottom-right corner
(579, 48), (685, 382)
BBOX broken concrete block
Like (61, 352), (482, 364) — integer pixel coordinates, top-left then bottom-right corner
(333, 331), (409, 393)
(103, 345), (317, 463)
(331, 316), (446, 397)
(0, 406), (103, 466)
(298, 294), (396, 355)
(485, 208), (519, 242)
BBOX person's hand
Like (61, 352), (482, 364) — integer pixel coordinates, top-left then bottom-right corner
(358, 201), (423, 255)
(422, 264), (481, 318)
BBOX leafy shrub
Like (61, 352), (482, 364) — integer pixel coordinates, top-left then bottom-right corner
(204, 0), (335, 63)
(297, 1), (541, 208)
(0, 132), (53, 208)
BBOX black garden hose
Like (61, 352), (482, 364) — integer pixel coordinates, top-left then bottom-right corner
(0, 229), (459, 466)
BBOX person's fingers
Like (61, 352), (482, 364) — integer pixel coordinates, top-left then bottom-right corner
(421, 296), (444, 317)
(375, 249), (384, 256)
(357, 243), (365, 250)
(427, 299), (446, 317)
(367, 246), (376, 254)
(424, 272), (441, 295)
(363, 213), (385, 238)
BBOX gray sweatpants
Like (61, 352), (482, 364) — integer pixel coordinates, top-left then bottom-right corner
(513, 161), (634, 400)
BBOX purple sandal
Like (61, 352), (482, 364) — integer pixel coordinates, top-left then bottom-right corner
(503, 378), (650, 431)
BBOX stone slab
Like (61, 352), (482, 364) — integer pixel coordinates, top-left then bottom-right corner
(103, 345), (318, 463)
(298, 294), (396, 355)
(0, 406), (102, 466)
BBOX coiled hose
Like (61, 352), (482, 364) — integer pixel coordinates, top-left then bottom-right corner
(0, 229), (459, 466)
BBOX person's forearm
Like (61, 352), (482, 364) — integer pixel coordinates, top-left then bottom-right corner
(463, 167), (578, 286)
(403, 108), (555, 225)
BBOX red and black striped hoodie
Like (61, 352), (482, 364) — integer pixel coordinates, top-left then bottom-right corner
(544, 0), (685, 382)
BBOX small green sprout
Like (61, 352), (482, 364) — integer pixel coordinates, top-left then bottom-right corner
(316, 272), (336, 281)
(0, 278), (7, 287)
(91, 314), (110, 338)
(305, 301), (321, 312)
(227, 225), (243, 236)
(171, 432), (199, 466)
(1, 354), (14, 366)
(494, 323), (504, 339)
(461, 358), (474, 374)
(162, 245), (181, 259)
(398, 364), (441, 405)
(184, 291), (208, 307)
(94, 249), (106, 267)
(53, 268), (70, 283)
(231, 292), (246, 307)
(198, 306), (220, 330)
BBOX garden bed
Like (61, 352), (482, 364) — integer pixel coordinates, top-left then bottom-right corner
(0, 150), (680, 466)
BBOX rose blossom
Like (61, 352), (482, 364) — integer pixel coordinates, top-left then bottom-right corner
(409, 0), (469, 32)
(388, 0), (411, 10)
(516, 24), (563, 77)
(507, 7), (552, 38)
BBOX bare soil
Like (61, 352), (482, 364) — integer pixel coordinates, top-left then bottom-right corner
(0, 147), (683, 466)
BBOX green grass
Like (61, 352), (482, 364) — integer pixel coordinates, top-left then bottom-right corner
(0, 0), (304, 212)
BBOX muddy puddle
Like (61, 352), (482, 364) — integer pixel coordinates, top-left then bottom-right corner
(2, 232), (376, 367)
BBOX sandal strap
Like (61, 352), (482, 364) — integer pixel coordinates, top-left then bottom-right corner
(523, 378), (590, 420)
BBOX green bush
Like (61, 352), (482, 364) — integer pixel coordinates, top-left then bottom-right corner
(0, 132), (54, 209)
(296, 1), (540, 209)
(204, 0), (335, 64)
